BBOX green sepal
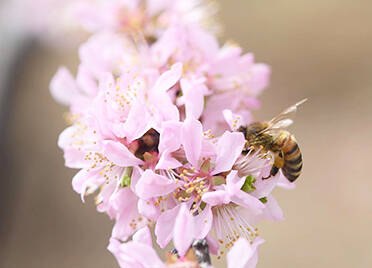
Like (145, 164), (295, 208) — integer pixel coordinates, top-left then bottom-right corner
(200, 160), (211, 174)
(199, 202), (207, 210)
(120, 174), (131, 187)
(119, 167), (133, 187)
(241, 175), (256, 193)
(259, 197), (268, 204)
(211, 176), (225, 186)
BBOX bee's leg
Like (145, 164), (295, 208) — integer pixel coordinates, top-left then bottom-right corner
(246, 137), (270, 154)
(263, 151), (284, 180)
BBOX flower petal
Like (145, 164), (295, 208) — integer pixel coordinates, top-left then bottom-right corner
(227, 237), (264, 268)
(173, 203), (195, 257)
(181, 78), (206, 119)
(277, 172), (296, 190)
(136, 170), (178, 200)
(263, 195), (284, 222)
(133, 227), (152, 247)
(107, 237), (121, 256)
(149, 90), (180, 122)
(206, 234), (220, 255)
(230, 191), (265, 215)
(72, 169), (103, 202)
(123, 242), (166, 268)
(194, 205), (213, 239)
(152, 62), (183, 92)
(247, 63), (271, 95)
(202, 190), (230, 206)
(117, 98), (152, 141)
(227, 238), (254, 268)
(158, 121), (182, 153)
(108, 238), (166, 268)
(253, 173), (280, 198)
(63, 148), (90, 169)
(111, 188), (144, 240)
(76, 64), (98, 96)
(181, 117), (203, 167)
(213, 131), (245, 174)
(156, 149), (182, 170)
(155, 205), (181, 248)
(138, 198), (161, 221)
(130, 166), (142, 192)
(223, 109), (246, 131)
(226, 170), (245, 195)
(103, 140), (143, 167)
(72, 169), (90, 195)
(50, 67), (79, 106)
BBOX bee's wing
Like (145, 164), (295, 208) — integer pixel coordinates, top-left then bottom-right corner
(269, 118), (294, 129)
(260, 98), (307, 133)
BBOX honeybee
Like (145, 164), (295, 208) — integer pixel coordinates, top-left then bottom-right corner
(238, 99), (307, 182)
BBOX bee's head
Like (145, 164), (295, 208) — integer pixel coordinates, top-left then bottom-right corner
(244, 122), (268, 141)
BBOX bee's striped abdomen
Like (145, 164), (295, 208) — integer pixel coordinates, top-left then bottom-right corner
(281, 135), (302, 182)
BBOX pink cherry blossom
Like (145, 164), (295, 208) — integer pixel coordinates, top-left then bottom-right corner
(202, 170), (265, 213)
(5, 0), (219, 46)
(173, 203), (195, 257)
(133, 117), (268, 252)
(151, 23), (270, 132)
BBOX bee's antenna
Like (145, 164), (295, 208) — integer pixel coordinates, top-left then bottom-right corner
(296, 98), (308, 107)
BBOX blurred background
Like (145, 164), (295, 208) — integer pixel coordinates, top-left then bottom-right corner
(0, 0), (371, 267)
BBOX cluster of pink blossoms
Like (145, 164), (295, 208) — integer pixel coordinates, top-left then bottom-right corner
(4, 0), (218, 44)
(49, 1), (294, 267)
